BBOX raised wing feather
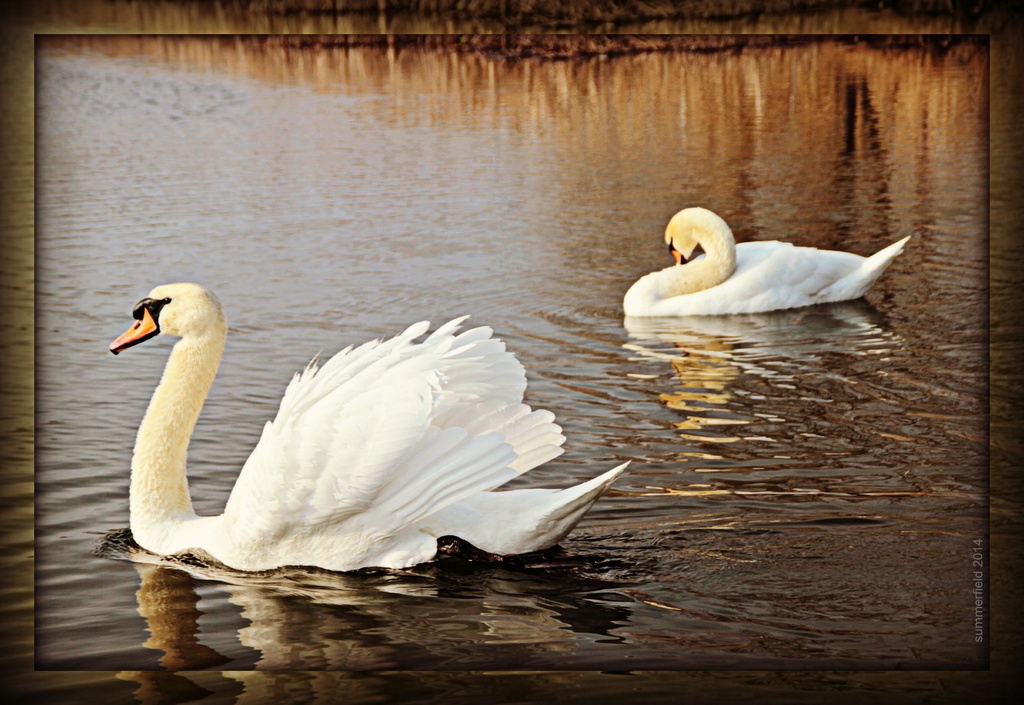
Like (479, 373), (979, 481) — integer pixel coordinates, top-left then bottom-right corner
(220, 318), (565, 549)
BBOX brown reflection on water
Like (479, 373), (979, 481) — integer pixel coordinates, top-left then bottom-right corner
(113, 546), (638, 671)
(133, 563), (232, 670)
(41, 36), (987, 270)
(621, 301), (930, 489)
(624, 334), (748, 453)
(43, 36), (985, 140)
(33, 0), (503, 34)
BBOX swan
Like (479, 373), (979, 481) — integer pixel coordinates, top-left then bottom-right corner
(623, 207), (910, 317)
(109, 283), (627, 572)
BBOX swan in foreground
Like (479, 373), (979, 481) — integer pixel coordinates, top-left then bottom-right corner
(623, 207), (910, 317)
(109, 283), (627, 572)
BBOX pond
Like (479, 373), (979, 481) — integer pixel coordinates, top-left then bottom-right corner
(34, 36), (988, 673)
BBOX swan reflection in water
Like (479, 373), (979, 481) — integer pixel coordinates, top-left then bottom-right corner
(97, 528), (634, 675)
(622, 300), (903, 477)
(623, 299), (900, 364)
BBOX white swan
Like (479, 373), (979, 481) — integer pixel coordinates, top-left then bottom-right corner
(109, 283), (627, 572)
(623, 207), (910, 317)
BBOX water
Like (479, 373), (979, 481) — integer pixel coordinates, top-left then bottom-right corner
(34, 37), (988, 672)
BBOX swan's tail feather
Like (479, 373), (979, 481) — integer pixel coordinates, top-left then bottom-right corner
(817, 235), (910, 302)
(421, 461), (629, 555)
(495, 460), (629, 553)
(542, 461), (630, 530)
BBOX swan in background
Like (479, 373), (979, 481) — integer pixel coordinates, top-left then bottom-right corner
(109, 283), (627, 573)
(623, 207), (910, 317)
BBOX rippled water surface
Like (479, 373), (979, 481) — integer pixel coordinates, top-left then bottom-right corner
(35, 37), (988, 671)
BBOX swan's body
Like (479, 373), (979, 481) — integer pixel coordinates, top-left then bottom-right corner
(623, 207), (910, 317)
(110, 283), (626, 572)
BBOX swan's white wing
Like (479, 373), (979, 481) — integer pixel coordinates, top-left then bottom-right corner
(220, 318), (565, 551)
(728, 241), (864, 305)
(641, 242), (866, 315)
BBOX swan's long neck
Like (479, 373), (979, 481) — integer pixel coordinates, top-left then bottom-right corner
(662, 226), (737, 298)
(129, 325), (225, 540)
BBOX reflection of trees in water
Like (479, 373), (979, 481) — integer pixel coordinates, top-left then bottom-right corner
(40, 35), (986, 305)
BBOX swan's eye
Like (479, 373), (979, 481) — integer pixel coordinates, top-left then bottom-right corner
(132, 297), (172, 321)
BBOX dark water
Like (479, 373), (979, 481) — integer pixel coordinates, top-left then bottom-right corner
(34, 37), (988, 672)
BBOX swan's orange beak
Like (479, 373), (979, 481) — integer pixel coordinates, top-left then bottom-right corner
(110, 307), (159, 355)
(668, 241), (684, 266)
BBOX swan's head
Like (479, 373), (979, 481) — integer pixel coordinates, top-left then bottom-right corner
(664, 207), (733, 265)
(110, 283), (225, 354)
